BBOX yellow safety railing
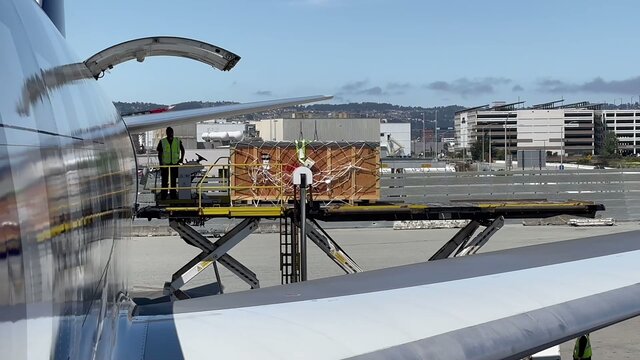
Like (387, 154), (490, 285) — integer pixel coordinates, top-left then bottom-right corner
(151, 163), (287, 210)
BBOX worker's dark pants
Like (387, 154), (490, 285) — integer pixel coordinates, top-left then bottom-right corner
(160, 166), (178, 199)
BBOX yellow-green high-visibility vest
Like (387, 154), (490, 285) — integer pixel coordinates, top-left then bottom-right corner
(573, 334), (592, 359)
(161, 137), (181, 164)
(295, 139), (308, 162)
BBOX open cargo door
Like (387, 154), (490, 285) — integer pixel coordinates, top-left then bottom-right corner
(84, 36), (240, 79)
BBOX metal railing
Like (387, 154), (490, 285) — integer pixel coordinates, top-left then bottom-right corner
(380, 168), (640, 220)
(149, 163), (288, 209)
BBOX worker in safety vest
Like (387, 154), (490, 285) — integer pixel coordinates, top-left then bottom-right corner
(156, 127), (185, 200)
(573, 334), (592, 360)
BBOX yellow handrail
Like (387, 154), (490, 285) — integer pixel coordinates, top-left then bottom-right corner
(150, 163), (288, 209)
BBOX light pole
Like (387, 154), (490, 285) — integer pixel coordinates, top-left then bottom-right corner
(541, 139), (546, 170)
(434, 109), (439, 160)
(504, 115), (508, 170)
(488, 127), (492, 168)
(422, 113), (425, 158)
(422, 118), (438, 160)
(481, 128), (485, 163)
(560, 125), (564, 166)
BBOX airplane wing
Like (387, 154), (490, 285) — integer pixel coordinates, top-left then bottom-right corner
(119, 230), (640, 359)
(124, 95), (332, 133)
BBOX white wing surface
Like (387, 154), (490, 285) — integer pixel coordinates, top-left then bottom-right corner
(117, 230), (640, 359)
(124, 95), (332, 133)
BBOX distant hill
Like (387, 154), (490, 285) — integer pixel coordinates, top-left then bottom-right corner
(114, 101), (165, 115)
(113, 100), (465, 139)
(304, 102), (462, 113)
(304, 102), (463, 120)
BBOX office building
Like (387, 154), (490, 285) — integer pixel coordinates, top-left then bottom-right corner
(455, 100), (598, 157)
(602, 110), (640, 155)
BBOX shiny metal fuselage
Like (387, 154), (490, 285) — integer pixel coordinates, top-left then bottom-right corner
(0, 1), (135, 358)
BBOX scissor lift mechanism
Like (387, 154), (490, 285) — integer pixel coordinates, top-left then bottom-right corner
(160, 214), (510, 298)
(137, 163), (604, 298)
(164, 218), (260, 299)
(429, 216), (505, 260)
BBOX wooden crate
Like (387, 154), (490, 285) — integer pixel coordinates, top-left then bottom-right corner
(230, 141), (380, 202)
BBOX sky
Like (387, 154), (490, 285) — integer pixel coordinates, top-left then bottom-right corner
(65, 0), (640, 108)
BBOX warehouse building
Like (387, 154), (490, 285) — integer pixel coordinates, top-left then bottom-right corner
(255, 118), (380, 142)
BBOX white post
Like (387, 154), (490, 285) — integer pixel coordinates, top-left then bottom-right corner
(299, 175), (307, 281)
(293, 167), (313, 282)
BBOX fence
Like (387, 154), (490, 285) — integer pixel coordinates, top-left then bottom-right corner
(381, 169), (640, 221)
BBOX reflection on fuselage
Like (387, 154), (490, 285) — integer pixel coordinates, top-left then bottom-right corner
(0, 0), (136, 358)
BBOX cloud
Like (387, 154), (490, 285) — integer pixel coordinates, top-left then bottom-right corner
(512, 84), (524, 92)
(386, 82), (412, 95)
(254, 90), (273, 96)
(386, 82), (412, 90)
(337, 80), (418, 97)
(360, 86), (384, 96)
(536, 78), (574, 93)
(537, 76), (640, 94)
(338, 80), (388, 96)
(538, 79), (564, 88)
(424, 77), (512, 97)
(340, 80), (368, 93)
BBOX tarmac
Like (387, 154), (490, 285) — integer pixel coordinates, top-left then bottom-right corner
(129, 220), (640, 359)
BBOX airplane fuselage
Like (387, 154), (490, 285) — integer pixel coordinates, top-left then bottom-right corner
(0, 1), (135, 358)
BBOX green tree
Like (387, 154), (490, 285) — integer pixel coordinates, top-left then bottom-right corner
(470, 135), (492, 161)
(603, 131), (620, 158)
(470, 138), (482, 161)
